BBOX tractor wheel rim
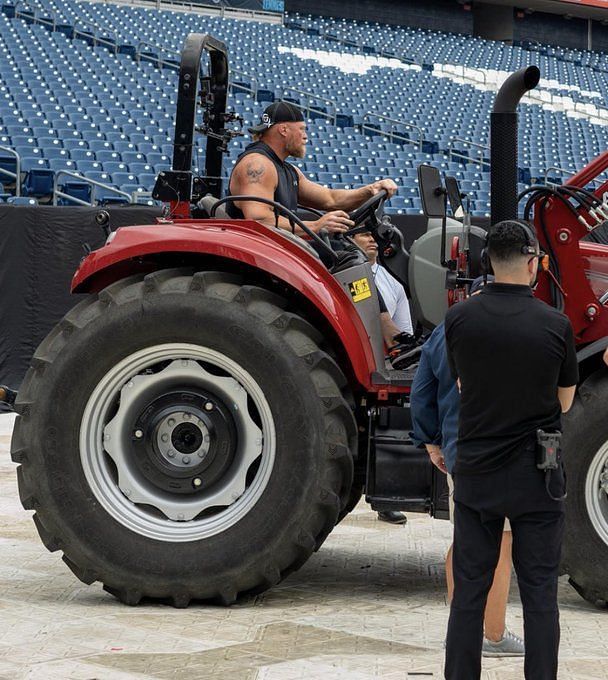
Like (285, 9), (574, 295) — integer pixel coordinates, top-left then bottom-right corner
(585, 441), (608, 549)
(80, 343), (276, 542)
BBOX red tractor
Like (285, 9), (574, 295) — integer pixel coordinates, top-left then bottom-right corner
(4, 34), (608, 608)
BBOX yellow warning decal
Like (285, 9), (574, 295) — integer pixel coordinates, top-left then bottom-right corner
(349, 277), (372, 303)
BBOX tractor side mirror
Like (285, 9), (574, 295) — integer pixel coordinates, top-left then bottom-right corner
(418, 164), (446, 219)
(445, 175), (464, 219)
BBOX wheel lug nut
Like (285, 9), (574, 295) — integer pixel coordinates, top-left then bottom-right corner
(168, 418), (176, 426)
(167, 449), (175, 458)
(161, 433), (169, 442)
(204, 402), (214, 411)
(183, 413), (191, 420)
(182, 456), (190, 464)
(134, 429), (144, 439)
(193, 477), (202, 488)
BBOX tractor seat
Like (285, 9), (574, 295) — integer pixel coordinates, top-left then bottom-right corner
(197, 194), (229, 219)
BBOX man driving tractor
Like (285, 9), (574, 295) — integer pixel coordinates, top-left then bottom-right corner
(227, 101), (398, 235)
(228, 101), (406, 351)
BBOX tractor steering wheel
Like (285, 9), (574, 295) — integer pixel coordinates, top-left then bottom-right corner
(346, 189), (388, 231)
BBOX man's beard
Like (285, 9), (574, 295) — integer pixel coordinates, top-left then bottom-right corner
(286, 142), (306, 158)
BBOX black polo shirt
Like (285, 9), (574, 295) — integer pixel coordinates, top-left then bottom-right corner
(444, 282), (578, 475)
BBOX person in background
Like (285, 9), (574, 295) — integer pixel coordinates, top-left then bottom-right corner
(410, 275), (525, 657)
(352, 229), (414, 336)
(443, 222), (577, 679)
(353, 229), (413, 525)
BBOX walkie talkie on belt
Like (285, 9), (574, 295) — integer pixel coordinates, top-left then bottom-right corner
(536, 429), (561, 470)
(536, 428), (567, 500)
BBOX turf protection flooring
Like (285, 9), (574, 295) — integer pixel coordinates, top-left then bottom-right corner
(1, 413), (607, 679)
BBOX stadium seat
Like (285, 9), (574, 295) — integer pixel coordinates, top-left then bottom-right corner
(0, 0), (605, 206)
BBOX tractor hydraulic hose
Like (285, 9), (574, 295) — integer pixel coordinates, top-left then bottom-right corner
(560, 185), (599, 208)
(491, 66), (541, 226)
(519, 185), (580, 220)
(540, 200), (565, 312)
(522, 190), (563, 311)
(556, 186), (608, 227)
(522, 185), (597, 232)
(554, 185), (600, 214)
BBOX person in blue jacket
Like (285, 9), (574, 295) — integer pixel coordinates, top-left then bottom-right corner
(410, 276), (524, 657)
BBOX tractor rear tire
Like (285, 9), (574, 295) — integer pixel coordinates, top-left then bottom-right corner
(11, 269), (356, 606)
(562, 370), (608, 607)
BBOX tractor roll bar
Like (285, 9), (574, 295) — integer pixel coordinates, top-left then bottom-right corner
(491, 66), (540, 226)
(172, 33), (228, 197)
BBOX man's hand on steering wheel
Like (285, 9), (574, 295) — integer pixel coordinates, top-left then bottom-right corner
(369, 178), (398, 199)
(308, 210), (354, 234)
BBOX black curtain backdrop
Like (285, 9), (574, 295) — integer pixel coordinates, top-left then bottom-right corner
(0, 206), (162, 408)
(0, 208), (467, 406)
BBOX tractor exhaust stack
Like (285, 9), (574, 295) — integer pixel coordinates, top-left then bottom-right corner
(490, 66), (540, 225)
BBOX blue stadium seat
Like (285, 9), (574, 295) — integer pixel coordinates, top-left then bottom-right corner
(0, 1), (605, 204)
(24, 167), (55, 197)
(138, 173), (157, 190)
(59, 180), (92, 205)
(104, 161), (129, 175)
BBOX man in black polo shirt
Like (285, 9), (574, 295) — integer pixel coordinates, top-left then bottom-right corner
(443, 220), (578, 680)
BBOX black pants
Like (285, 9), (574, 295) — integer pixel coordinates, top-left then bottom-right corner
(445, 444), (566, 680)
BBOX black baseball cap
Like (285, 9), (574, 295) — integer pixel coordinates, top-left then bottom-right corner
(248, 101), (305, 135)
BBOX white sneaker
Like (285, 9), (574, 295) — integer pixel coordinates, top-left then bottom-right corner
(482, 629), (525, 657)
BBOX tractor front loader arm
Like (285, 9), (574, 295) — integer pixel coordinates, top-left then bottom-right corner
(530, 152), (608, 344)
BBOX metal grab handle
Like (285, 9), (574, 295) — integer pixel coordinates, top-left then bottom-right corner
(210, 195), (337, 264)
(448, 136), (490, 167)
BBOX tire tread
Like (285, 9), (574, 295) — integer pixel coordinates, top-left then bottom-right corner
(11, 268), (356, 607)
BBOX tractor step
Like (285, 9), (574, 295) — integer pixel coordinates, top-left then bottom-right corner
(371, 367), (416, 387)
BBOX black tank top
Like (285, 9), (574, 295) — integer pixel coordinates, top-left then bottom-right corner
(226, 141), (299, 219)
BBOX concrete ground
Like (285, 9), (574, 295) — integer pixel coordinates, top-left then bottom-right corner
(1, 412), (607, 680)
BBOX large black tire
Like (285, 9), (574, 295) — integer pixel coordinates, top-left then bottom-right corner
(11, 269), (356, 606)
(562, 370), (608, 606)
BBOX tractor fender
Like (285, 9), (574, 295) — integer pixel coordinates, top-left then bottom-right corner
(72, 219), (377, 390)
